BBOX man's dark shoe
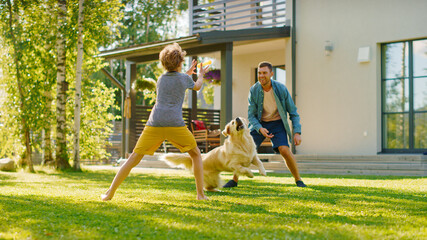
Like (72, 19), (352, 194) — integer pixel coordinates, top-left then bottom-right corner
(223, 180), (238, 188)
(296, 180), (307, 187)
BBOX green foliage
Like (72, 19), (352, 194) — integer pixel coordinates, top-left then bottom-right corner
(116, 0), (188, 47)
(64, 0), (123, 162)
(0, 0), (123, 162)
(0, 47), (19, 158)
(0, 169), (426, 239)
(0, 1), (55, 162)
(202, 84), (215, 105)
(0, 79), (23, 158)
(133, 76), (156, 92)
(0, 0), (191, 163)
(132, 75), (156, 105)
(67, 80), (118, 161)
(414, 113), (427, 148)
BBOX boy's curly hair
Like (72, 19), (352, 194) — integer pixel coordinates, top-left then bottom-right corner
(159, 43), (187, 72)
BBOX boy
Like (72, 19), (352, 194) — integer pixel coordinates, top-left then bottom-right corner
(102, 43), (208, 201)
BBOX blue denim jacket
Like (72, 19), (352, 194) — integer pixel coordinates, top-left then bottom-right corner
(248, 79), (301, 144)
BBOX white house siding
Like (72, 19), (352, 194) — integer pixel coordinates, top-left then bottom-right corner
(294, 0), (427, 155)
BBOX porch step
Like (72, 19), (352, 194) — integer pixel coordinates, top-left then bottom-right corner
(257, 154), (427, 176)
(125, 154), (427, 177)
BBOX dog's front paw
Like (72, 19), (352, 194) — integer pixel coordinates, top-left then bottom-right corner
(259, 168), (267, 176)
(245, 171), (254, 178)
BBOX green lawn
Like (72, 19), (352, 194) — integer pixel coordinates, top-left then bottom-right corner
(0, 166), (426, 240)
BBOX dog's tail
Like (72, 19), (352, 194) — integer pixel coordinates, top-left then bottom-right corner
(160, 153), (193, 170)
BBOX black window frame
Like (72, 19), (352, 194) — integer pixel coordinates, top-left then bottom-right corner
(381, 38), (427, 153)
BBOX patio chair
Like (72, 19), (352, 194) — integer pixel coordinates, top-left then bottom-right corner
(191, 120), (220, 153)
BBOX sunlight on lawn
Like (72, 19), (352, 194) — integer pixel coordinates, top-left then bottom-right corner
(0, 167), (425, 240)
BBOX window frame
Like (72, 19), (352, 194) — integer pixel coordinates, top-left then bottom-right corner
(381, 38), (427, 153)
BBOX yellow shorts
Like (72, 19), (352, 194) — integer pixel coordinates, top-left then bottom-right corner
(133, 126), (197, 155)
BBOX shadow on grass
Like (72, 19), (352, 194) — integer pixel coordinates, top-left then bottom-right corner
(0, 173), (15, 179)
(36, 169), (117, 182)
(0, 173), (16, 185)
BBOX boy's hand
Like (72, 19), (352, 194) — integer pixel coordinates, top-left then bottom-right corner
(192, 62), (209, 91)
(186, 59), (197, 76)
(198, 64), (209, 77)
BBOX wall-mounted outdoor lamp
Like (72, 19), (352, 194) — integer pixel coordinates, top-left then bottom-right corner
(325, 41), (333, 56)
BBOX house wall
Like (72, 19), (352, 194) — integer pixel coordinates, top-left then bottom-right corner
(294, 0), (427, 155)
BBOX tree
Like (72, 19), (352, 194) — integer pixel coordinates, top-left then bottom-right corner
(0, 0), (191, 169)
(65, 0), (123, 164)
(73, 0), (85, 171)
(0, 1), (59, 169)
(114, 0), (188, 48)
(1, 0), (36, 172)
(0, 0), (122, 169)
(57, 0), (123, 168)
(55, 0), (71, 169)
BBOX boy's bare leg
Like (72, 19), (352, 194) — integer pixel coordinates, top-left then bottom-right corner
(101, 152), (144, 201)
(187, 147), (208, 200)
(278, 145), (301, 181)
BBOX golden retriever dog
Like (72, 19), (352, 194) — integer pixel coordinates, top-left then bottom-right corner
(161, 117), (266, 191)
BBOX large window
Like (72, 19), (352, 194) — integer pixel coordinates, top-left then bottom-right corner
(381, 39), (427, 153)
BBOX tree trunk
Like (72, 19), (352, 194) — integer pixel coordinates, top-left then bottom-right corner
(42, 4), (55, 167)
(24, 128), (34, 171)
(6, 0), (35, 173)
(42, 90), (54, 166)
(56, 0), (71, 169)
(73, 0), (84, 171)
(145, 13), (149, 43)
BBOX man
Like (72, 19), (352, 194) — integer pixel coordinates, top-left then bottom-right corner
(223, 61), (307, 188)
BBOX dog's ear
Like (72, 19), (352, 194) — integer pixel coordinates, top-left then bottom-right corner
(222, 125), (230, 137)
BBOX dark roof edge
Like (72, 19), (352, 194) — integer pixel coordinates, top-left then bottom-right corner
(198, 26), (290, 44)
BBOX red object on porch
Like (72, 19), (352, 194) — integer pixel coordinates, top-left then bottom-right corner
(192, 120), (206, 130)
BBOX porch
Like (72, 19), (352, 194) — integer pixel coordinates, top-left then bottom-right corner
(97, 0), (292, 158)
(99, 28), (290, 158)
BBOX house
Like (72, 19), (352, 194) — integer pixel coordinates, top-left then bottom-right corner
(99, 0), (426, 175)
